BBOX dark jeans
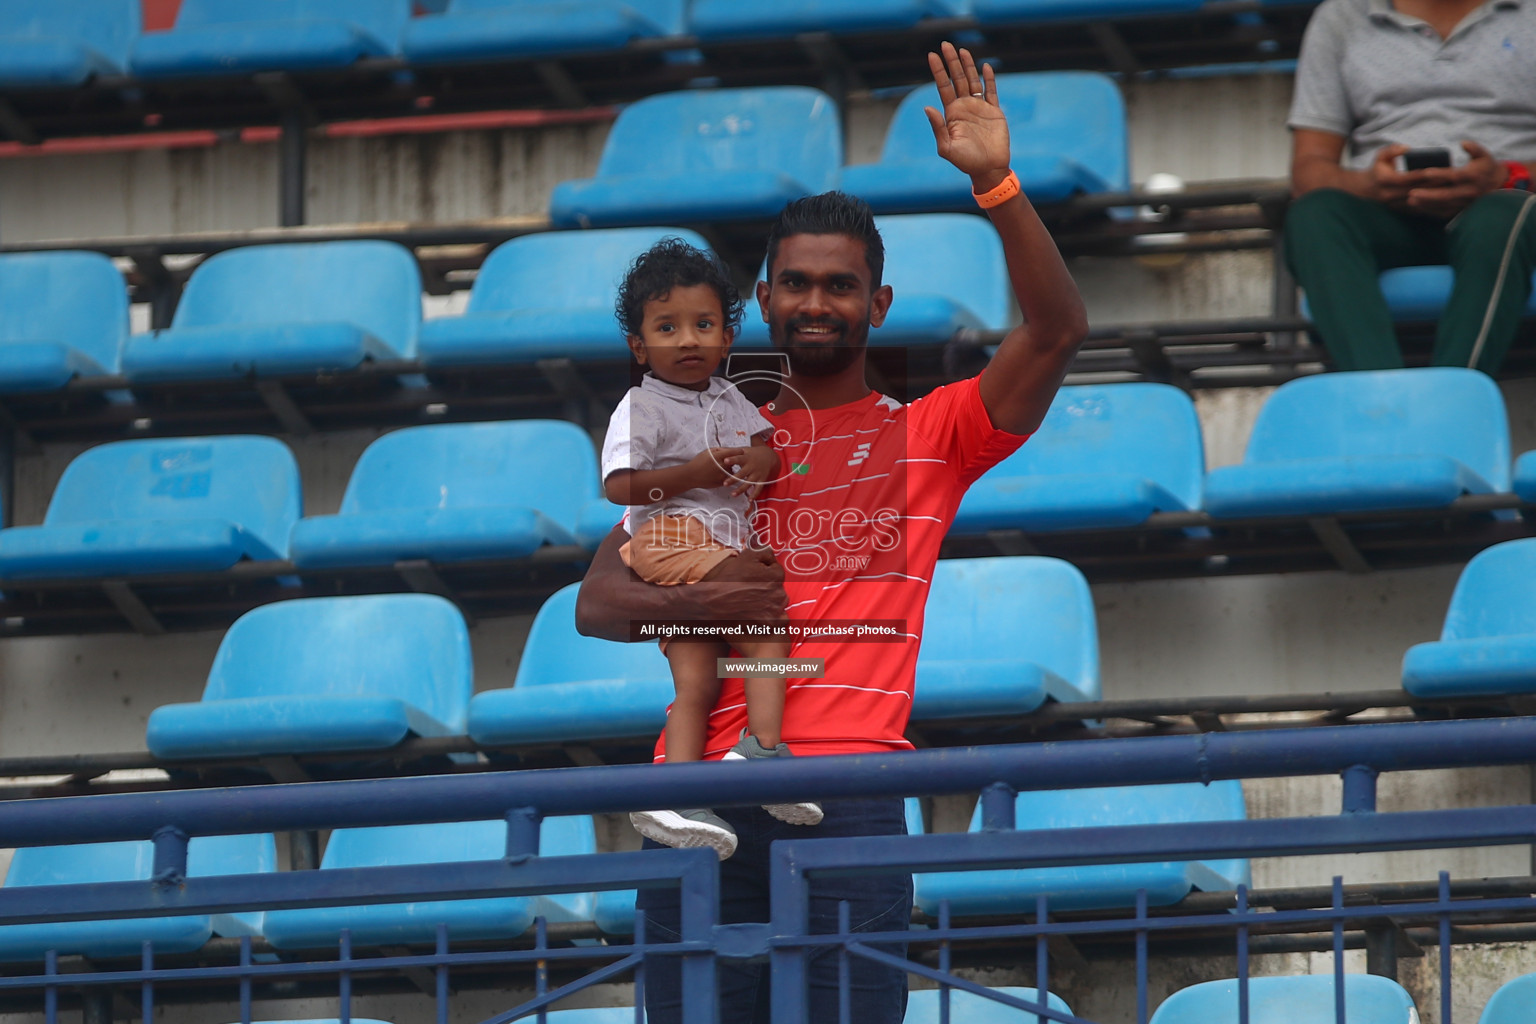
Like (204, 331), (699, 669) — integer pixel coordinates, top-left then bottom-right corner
(1285, 188), (1536, 373)
(635, 797), (912, 1024)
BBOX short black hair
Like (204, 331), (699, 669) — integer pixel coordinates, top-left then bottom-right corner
(765, 191), (885, 286)
(616, 237), (743, 339)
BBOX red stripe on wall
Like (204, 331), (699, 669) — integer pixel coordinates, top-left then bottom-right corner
(0, 108), (616, 159)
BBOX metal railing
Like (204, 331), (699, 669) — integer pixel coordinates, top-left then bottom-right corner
(1, 716), (1535, 1022)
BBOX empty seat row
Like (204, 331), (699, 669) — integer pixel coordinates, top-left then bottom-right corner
(6, 365), (1533, 585)
(0, 422), (611, 582)
(960, 366), (1527, 532)
(0, 0), (1266, 89)
(0, 217), (1011, 391)
(143, 555), (1097, 760)
(549, 74), (1127, 228)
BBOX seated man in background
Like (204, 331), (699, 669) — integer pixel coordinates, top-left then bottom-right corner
(1284, 0), (1536, 373)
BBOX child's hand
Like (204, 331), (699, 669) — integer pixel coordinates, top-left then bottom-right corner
(681, 448), (736, 491)
(724, 445), (780, 499)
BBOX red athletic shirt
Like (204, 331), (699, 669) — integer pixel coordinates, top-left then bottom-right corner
(652, 373), (1031, 761)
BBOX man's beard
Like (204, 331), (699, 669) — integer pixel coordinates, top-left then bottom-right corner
(769, 312), (870, 377)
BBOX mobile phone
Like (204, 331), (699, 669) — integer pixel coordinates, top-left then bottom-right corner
(1401, 147), (1452, 171)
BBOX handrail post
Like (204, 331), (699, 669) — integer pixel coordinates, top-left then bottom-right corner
(981, 782), (1016, 831)
(1341, 764), (1379, 814)
(505, 806), (542, 860)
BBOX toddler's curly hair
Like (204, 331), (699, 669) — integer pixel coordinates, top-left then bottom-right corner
(616, 237), (743, 339)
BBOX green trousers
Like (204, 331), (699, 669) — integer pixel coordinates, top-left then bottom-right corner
(1284, 187), (1536, 373)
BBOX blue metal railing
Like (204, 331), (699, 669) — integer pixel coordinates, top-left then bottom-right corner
(1, 716), (1535, 1023)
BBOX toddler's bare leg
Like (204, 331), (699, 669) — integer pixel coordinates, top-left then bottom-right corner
(734, 640), (793, 747)
(663, 641), (728, 762)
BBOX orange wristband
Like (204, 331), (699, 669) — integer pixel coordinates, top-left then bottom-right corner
(973, 170), (1020, 209)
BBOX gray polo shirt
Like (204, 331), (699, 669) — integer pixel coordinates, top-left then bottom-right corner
(1289, 0), (1536, 169)
(601, 372), (772, 551)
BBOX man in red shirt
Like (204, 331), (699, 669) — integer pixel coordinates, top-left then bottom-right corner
(575, 43), (1089, 1024)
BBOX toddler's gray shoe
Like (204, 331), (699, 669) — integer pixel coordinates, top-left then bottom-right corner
(629, 808), (738, 860)
(724, 733), (824, 826)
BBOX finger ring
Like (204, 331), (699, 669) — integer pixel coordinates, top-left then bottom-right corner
(971, 91), (984, 97)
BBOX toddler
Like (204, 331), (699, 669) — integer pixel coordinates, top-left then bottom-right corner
(600, 238), (822, 860)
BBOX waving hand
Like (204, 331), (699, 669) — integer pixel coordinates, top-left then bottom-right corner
(924, 41), (1010, 187)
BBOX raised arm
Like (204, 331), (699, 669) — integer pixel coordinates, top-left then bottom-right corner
(574, 525), (789, 642)
(925, 42), (1090, 436)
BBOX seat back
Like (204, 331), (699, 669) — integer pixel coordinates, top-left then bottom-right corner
(1149, 974), (1418, 1024)
(1007, 780), (1246, 836)
(447, 0), (684, 34)
(8, 834), (275, 887)
(975, 779), (1250, 896)
(593, 86), (841, 187)
(202, 594), (473, 731)
(877, 73), (1127, 190)
(905, 986), (1073, 1023)
(338, 421), (601, 534)
(1439, 538), (1536, 641)
(466, 228), (713, 316)
(321, 815), (596, 919)
(324, 815), (593, 869)
(1480, 971), (1536, 1024)
(170, 241), (421, 357)
(876, 214), (1013, 330)
(7, 833), (276, 939)
(1240, 368), (1510, 488)
(980, 383), (1204, 508)
(0, 0), (140, 70)
(513, 584), (671, 689)
(922, 557), (1099, 701)
(43, 436), (301, 555)
(171, 0), (410, 41)
(0, 251), (128, 374)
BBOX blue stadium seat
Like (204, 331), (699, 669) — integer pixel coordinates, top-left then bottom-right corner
(467, 583), (674, 748)
(1401, 539), (1536, 699)
(837, 73), (1128, 212)
(0, 834), (275, 961)
(914, 556), (1099, 719)
(288, 421), (605, 569)
(1149, 974), (1417, 1024)
(975, 0), (1205, 22)
(913, 780), (1248, 915)
(549, 87), (842, 228)
(403, 0), (684, 65)
(906, 987), (1074, 1023)
(736, 214), (1011, 349)
(528, 989), (1071, 1023)
(1480, 971), (1536, 1024)
(0, 435), (300, 580)
(1202, 368), (1510, 519)
(130, 0), (409, 77)
(0, 251), (127, 392)
(122, 241), (420, 383)
(0, 0), (139, 88)
(145, 593), (471, 759)
(594, 887), (641, 936)
(690, 0), (967, 41)
(1514, 450), (1536, 504)
(953, 383), (1204, 534)
(418, 228), (712, 367)
(263, 816), (596, 949)
(1379, 265), (1536, 321)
